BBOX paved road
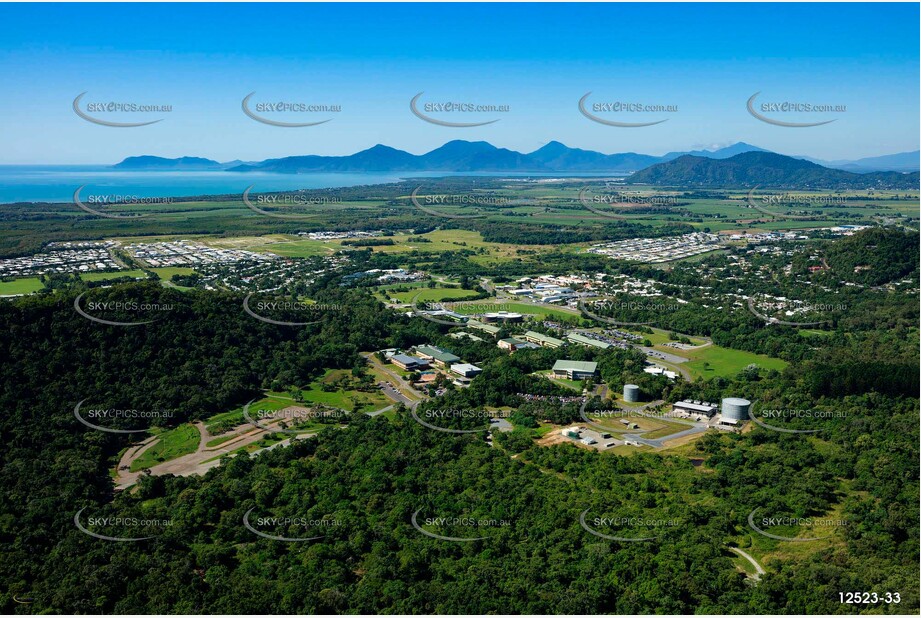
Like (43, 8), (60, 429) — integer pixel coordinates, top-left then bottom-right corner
(638, 346), (690, 364)
(729, 547), (765, 581)
(363, 353), (425, 403)
(367, 404), (394, 417)
(379, 381), (416, 408)
(623, 424), (709, 449)
(490, 418), (513, 432)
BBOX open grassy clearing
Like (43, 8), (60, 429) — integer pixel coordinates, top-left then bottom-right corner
(80, 269), (147, 282)
(386, 286), (482, 303)
(150, 266), (197, 280)
(684, 344), (788, 378)
(635, 327), (708, 347)
(130, 423), (200, 471)
(585, 413), (687, 437)
(0, 277), (44, 295)
(201, 229), (565, 263)
(297, 369), (391, 412)
(452, 301), (580, 320)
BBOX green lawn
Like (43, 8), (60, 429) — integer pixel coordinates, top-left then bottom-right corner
(80, 269), (147, 282)
(388, 287), (482, 303)
(684, 345), (788, 378)
(640, 327), (707, 347)
(640, 420), (695, 440)
(453, 301), (580, 320)
(130, 423), (200, 471)
(0, 277), (44, 296)
(150, 267), (197, 280)
(299, 370), (391, 412)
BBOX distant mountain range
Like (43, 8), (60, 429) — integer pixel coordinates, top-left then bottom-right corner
(798, 150), (921, 173)
(113, 156), (230, 171)
(112, 140), (920, 181)
(627, 151), (920, 190)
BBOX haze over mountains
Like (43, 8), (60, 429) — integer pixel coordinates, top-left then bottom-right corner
(113, 140), (920, 177)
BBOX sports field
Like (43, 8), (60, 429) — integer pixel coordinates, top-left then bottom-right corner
(0, 277), (44, 295)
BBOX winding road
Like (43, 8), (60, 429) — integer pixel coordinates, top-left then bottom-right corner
(729, 546), (765, 581)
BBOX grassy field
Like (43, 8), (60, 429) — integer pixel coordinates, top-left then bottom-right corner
(641, 421), (696, 440)
(452, 301), (581, 320)
(0, 277), (44, 295)
(150, 266), (197, 280)
(80, 269), (147, 282)
(203, 229), (564, 265)
(586, 413), (688, 437)
(130, 423), (200, 471)
(385, 286), (482, 303)
(298, 369), (391, 411)
(684, 345), (788, 378)
(609, 444), (650, 455)
(638, 327), (708, 347)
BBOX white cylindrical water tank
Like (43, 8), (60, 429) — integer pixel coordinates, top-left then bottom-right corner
(624, 384), (641, 403)
(721, 397), (751, 421)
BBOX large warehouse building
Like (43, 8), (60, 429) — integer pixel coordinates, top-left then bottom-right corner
(552, 360), (598, 380)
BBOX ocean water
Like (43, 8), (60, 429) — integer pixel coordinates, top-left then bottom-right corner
(0, 166), (444, 204)
(0, 166), (625, 204)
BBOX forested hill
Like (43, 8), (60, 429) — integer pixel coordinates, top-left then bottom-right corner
(627, 151), (920, 189)
(823, 226), (920, 286)
(0, 280), (917, 613)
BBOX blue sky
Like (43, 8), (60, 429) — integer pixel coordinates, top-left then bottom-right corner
(0, 2), (917, 164)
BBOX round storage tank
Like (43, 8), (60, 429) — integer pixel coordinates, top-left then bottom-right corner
(623, 384), (641, 403)
(721, 397), (751, 421)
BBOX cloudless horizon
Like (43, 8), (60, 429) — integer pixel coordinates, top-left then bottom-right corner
(0, 2), (918, 164)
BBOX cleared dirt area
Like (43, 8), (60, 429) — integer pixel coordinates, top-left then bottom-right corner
(115, 408), (331, 489)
